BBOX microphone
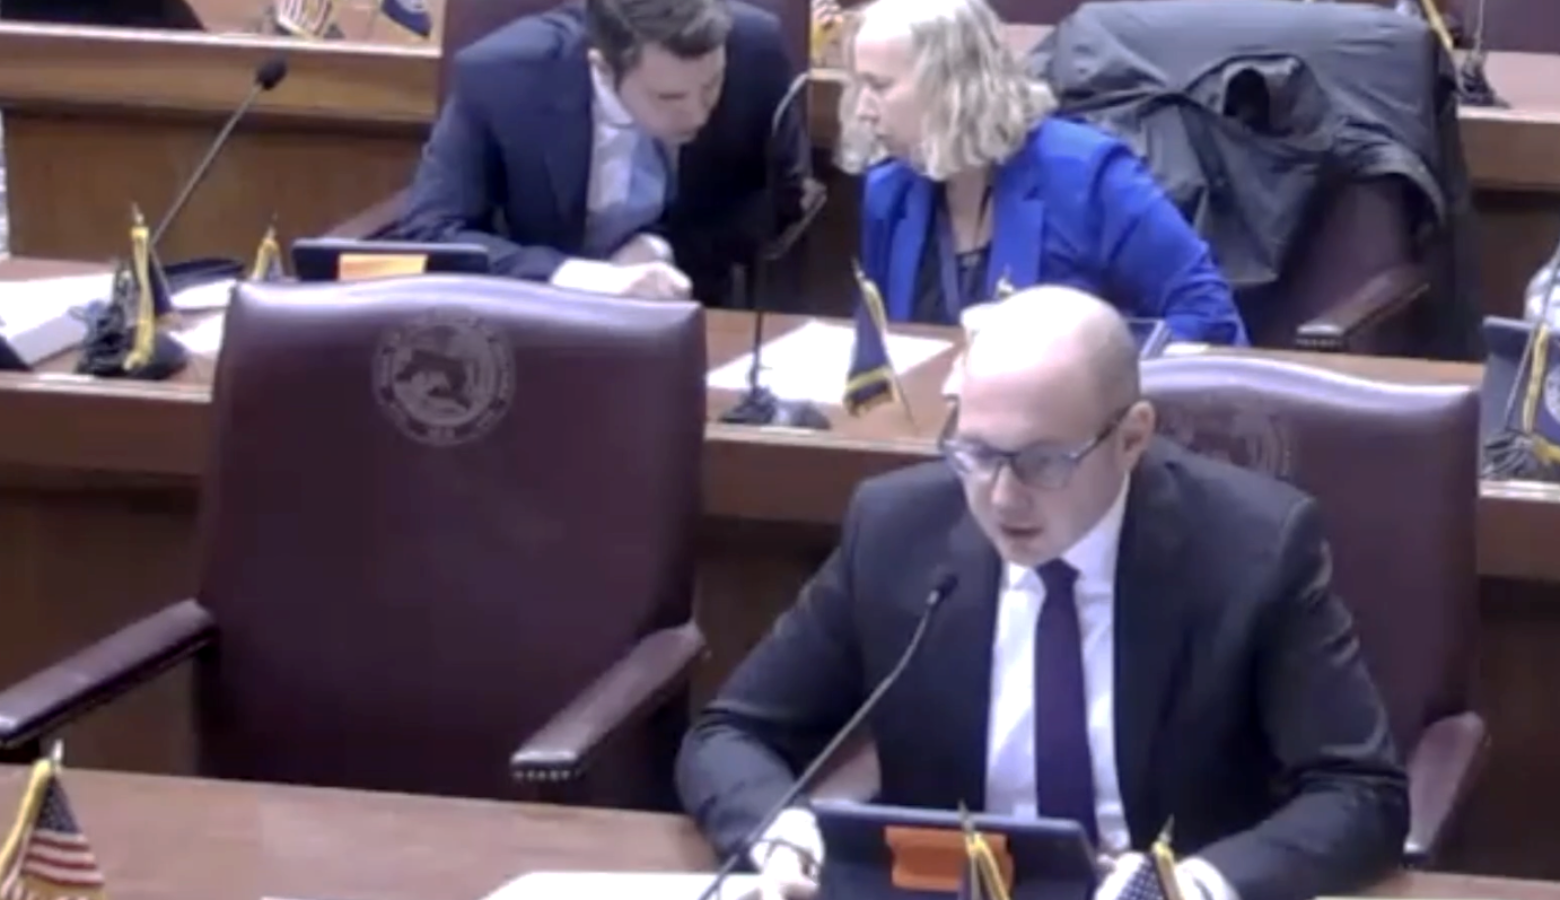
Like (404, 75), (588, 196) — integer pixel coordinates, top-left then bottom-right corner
(718, 70), (831, 431)
(150, 56), (290, 246)
(694, 570), (961, 900)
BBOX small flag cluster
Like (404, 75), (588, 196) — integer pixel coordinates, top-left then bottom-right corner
(0, 756), (106, 900)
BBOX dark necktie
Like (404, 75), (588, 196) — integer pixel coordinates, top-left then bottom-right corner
(1034, 559), (1098, 843)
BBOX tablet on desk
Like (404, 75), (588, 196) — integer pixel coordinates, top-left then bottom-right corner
(290, 239), (491, 282)
(813, 799), (1098, 900)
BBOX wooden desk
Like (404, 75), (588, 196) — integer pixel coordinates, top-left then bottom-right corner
(2, 257), (1560, 875)
(0, 767), (711, 900)
(0, 766), (1555, 900)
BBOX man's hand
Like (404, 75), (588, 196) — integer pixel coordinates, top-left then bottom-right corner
(749, 809), (822, 900)
(609, 233), (675, 266)
(616, 261), (692, 300)
(548, 258), (691, 300)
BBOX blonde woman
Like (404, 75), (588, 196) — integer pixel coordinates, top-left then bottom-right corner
(842, 0), (1247, 343)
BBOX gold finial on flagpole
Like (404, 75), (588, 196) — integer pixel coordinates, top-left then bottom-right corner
(48, 740), (64, 767)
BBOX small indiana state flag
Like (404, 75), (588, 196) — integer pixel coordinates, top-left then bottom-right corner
(248, 222), (286, 281)
(956, 806), (1012, 900)
(379, 0), (432, 37)
(1514, 322), (1560, 464)
(0, 756), (106, 900)
(845, 260), (896, 415)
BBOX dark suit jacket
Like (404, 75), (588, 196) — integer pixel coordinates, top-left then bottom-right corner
(396, 0), (807, 304)
(676, 441), (1407, 900)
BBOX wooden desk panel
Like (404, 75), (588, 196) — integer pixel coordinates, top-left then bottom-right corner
(3, 259), (1560, 874)
(0, 25), (435, 266)
(1, 765), (1555, 900)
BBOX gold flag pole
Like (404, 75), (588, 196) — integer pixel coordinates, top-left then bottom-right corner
(1149, 819), (1183, 900)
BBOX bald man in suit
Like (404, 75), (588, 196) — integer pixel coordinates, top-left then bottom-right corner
(676, 287), (1406, 900)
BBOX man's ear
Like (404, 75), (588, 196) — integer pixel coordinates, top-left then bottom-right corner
(587, 48), (612, 80)
(1121, 399), (1157, 461)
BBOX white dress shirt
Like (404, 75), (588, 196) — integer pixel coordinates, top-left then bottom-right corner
(984, 476), (1129, 849)
(584, 65), (640, 218)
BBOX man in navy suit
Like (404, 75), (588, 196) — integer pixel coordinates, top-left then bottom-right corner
(398, 0), (808, 303)
(677, 288), (1405, 900)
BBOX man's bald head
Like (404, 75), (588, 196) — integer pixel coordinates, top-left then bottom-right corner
(946, 286), (1157, 567)
(961, 285), (1141, 413)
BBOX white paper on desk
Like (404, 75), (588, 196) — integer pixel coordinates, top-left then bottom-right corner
(174, 313), (226, 355)
(173, 277), (237, 312)
(0, 273), (110, 364)
(706, 319), (952, 406)
(482, 872), (761, 900)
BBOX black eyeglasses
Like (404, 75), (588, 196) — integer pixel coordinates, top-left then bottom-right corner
(939, 408), (1129, 490)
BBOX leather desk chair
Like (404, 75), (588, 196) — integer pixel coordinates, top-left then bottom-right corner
(1036, 0), (1442, 355)
(0, 275), (707, 811)
(815, 356), (1486, 867)
(327, 0), (827, 309)
(1144, 355), (1486, 865)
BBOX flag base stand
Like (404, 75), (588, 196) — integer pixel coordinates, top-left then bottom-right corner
(719, 386), (831, 431)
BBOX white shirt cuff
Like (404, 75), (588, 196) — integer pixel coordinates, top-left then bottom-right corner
(547, 258), (618, 293)
(1178, 856), (1239, 900)
(747, 807), (823, 872)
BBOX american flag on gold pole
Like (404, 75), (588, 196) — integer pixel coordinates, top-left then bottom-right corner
(0, 750), (106, 900)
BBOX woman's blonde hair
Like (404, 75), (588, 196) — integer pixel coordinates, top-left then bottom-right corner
(836, 0), (1057, 180)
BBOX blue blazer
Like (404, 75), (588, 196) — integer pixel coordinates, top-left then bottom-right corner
(860, 117), (1247, 344)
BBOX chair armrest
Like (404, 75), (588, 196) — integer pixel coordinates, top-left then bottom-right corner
(761, 177), (827, 265)
(1403, 711), (1489, 867)
(510, 620), (704, 783)
(1294, 263), (1427, 352)
(324, 190), (407, 240)
(0, 600), (216, 750)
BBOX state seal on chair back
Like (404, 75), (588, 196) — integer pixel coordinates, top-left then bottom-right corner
(194, 275), (706, 808)
(1143, 354), (1485, 864)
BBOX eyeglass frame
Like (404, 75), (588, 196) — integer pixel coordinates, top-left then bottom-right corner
(938, 405), (1132, 490)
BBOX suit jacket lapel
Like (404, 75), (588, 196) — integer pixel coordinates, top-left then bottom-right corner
(1113, 447), (1194, 846)
(919, 511), (1002, 810)
(541, 56), (592, 248)
(987, 150), (1045, 298)
(886, 179), (933, 321)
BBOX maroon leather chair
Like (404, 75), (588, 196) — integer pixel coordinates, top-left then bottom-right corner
(817, 355), (1486, 866)
(1146, 355), (1486, 865)
(0, 275), (707, 810)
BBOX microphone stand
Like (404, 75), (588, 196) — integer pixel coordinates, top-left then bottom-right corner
(719, 73), (831, 431)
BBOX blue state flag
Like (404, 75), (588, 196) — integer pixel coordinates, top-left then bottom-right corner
(380, 0), (432, 37)
(844, 260), (896, 415)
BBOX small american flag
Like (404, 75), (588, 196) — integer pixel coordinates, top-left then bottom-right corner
(1116, 856), (1166, 900)
(1116, 822), (1182, 900)
(0, 760), (105, 900)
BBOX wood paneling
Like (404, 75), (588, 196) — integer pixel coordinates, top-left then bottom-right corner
(0, 25), (434, 264)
